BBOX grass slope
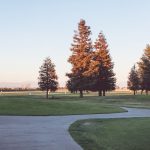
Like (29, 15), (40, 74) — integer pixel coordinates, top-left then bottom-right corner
(69, 118), (150, 150)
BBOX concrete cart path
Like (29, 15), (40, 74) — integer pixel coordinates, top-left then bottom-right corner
(0, 107), (150, 150)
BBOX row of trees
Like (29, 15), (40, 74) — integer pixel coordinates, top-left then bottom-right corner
(38, 19), (150, 98)
(38, 19), (116, 98)
(127, 44), (150, 95)
(66, 19), (116, 97)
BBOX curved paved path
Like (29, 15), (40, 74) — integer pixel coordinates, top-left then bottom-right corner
(0, 107), (150, 150)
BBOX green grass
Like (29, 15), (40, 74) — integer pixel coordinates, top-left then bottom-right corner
(0, 92), (150, 115)
(93, 94), (150, 108)
(0, 94), (124, 115)
(75, 94), (150, 109)
(69, 117), (150, 150)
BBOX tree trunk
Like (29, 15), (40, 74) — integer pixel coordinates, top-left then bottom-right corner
(146, 90), (148, 95)
(79, 90), (83, 98)
(134, 90), (135, 95)
(136, 90), (137, 94)
(141, 90), (143, 95)
(46, 88), (49, 99)
(103, 90), (105, 96)
(98, 90), (102, 96)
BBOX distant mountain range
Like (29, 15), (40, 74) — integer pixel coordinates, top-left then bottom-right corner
(0, 82), (38, 88)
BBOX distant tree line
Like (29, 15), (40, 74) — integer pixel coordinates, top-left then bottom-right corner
(127, 44), (150, 95)
(66, 19), (116, 97)
(0, 88), (40, 92)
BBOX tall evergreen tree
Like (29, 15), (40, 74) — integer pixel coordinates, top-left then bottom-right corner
(38, 57), (58, 99)
(127, 65), (139, 95)
(67, 19), (93, 98)
(86, 32), (116, 96)
(138, 44), (150, 95)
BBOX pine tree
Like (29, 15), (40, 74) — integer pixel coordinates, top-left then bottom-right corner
(67, 19), (93, 98)
(87, 32), (116, 96)
(66, 78), (77, 93)
(127, 65), (139, 95)
(138, 44), (150, 95)
(38, 57), (58, 99)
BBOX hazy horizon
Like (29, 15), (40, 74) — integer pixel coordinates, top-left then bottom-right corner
(1, 0), (150, 88)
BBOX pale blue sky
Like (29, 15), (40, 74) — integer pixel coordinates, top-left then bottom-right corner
(0, 0), (150, 87)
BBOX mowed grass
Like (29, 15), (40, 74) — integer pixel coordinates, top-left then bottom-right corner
(75, 94), (150, 109)
(0, 92), (150, 115)
(92, 94), (150, 108)
(0, 94), (124, 116)
(69, 118), (150, 150)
